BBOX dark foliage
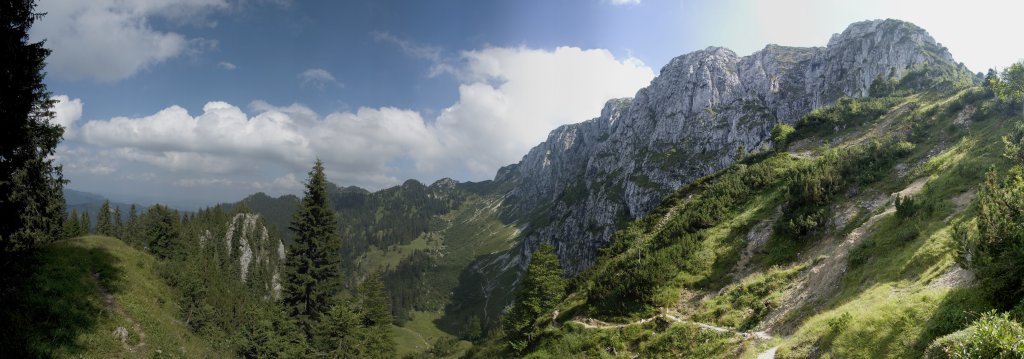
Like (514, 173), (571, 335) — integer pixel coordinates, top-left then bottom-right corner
(0, 0), (65, 256)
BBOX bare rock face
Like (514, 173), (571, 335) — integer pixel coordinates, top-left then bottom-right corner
(497, 19), (962, 275)
(224, 212), (285, 299)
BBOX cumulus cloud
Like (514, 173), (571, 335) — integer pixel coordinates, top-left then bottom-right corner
(30, 0), (228, 82)
(75, 45), (653, 191)
(425, 46), (654, 175)
(298, 68), (340, 89)
(50, 95), (84, 138)
(610, 0), (641, 5)
(218, 61), (237, 70)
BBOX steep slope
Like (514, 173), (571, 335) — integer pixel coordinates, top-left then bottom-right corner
(500, 19), (966, 276)
(0, 236), (228, 358)
(436, 19), (973, 333)
(466, 68), (1004, 357)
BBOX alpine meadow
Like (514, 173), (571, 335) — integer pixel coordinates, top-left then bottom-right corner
(5, 0), (1024, 358)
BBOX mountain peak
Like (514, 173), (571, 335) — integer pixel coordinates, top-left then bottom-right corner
(829, 19), (953, 62)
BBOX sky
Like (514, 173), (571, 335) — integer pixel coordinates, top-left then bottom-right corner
(35, 0), (1024, 208)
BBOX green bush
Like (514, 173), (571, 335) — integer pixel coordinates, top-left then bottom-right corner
(772, 123), (796, 152)
(925, 312), (1024, 358)
(778, 139), (914, 238)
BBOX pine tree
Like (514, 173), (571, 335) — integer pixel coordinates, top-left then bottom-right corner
(314, 300), (363, 358)
(126, 204), (138, 245)
(283, 159), (343, 336)
(504, 243), (566, 351)
(112, 206), (122, 239)
(62, 210), (78, 240)
(96, 200), (111, 236)
(0, 0), (66, 255)
(356, 273), (395, 358)
(80, 211), (90, 235)
(145, 204), (180, 259)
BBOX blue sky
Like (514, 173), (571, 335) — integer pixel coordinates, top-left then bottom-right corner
(34, 0), (1024, 208)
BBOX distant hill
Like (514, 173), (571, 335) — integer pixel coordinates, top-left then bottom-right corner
(63, 189), (137, 227)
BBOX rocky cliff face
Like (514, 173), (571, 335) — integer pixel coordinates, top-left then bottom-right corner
(223, 213), (285, 299)
(497, 19), (963, 275)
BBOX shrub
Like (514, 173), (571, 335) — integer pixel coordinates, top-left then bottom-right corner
(827, 312), (853, 334)
(924, 312), (1024, 358)
(772, 123), (796, 152)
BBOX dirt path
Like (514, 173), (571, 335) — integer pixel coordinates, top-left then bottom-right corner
(788, 151), (816, 160)
(93, 272), (147, 353)
(570, 310), (772, 340)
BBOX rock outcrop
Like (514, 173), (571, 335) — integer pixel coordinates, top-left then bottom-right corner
(224, 212), (286, 299)
(497, 19), (964, 274)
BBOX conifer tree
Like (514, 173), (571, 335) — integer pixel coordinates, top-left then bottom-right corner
(504, 243), (566, 351)
(314, 300), (363, 358)
(356, 273), (395, 358)
(0, 0), (66, 254)
(112, 206), (122, 239)
(283, 159), (343, 336)
(126, 204), (138, 245)
(145, 204), (180, 259)
(62, 210), (78, 240)
(80, 211), (90, 235)
(96, 200), (111, 236)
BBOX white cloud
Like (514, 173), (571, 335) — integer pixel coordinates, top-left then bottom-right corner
(372, 31), (442, 62)
(610, 0), (641, 5)
(298, 68), (340, 89)
(218, 61), (237, 70)
(74, 45), (653, 190)
(30, 0), (228, 82)
(425, 46), (654, 175)
(50, 95), (83, 138)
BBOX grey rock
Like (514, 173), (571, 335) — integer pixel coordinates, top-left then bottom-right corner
(496, 19), (963, 275)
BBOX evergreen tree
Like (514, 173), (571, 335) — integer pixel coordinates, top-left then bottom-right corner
(80, 211), (90, 235)
(955, 167), (1024, 308)
(504, 243), (566, 351)
(0, 0), (66, 255)
(771, 123), (796, 152)
(283, 159), (343, 336)
(993, 62), (1024, 114)
(145, 204), (180, 259)
(313, 300), (363, 358)
(356, 273), (395, 358)
(62, 210), (78, 240)
(126, 204), (138, 245)
(96, 200), (111, 236)
(112, 206), (122, 239)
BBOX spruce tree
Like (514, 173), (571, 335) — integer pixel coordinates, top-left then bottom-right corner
(96, 200), (111, 236)
(145, 204), (180, 259)
(112, 206), (122, 239)
(356, 273), (395, 358)
(504, 243), (566, 351)
(80, 211), (90, 235)
(283, 159), (343, 336)
(0, 0), (66, 255)
(62, 210), (78, 240)
(126, 204), (138, 245)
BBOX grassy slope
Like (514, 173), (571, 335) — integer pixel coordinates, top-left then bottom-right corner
(389, 193), (519, 356)
(483, 87), (1009, 358)
(776, 93), (1009, 358)
(0, 236), (227, 358)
